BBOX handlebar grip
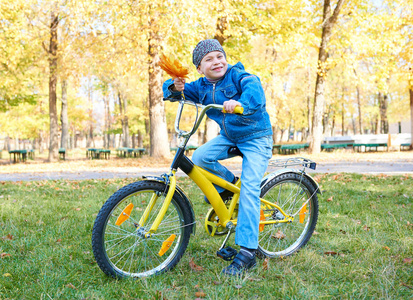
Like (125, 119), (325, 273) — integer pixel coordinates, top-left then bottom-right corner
(222, 106), (244, 115)
(234, 106), (244, 114)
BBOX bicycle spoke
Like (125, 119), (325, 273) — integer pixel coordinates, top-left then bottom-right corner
(258, 174), (318, 257)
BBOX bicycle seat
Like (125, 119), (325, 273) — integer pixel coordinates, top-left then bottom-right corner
(228, 146), (243, 158)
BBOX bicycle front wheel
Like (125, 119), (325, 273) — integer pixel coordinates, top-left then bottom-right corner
(92, 180), (193, 278)
(258, 172), (319, 258)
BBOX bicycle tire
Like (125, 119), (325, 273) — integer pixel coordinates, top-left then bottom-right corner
(92, 180), (193, 278)
(258, 172), (319, 257)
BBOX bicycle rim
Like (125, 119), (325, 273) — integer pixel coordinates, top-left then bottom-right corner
(100, 186), (187, 277)
(258, 173), (318, 257)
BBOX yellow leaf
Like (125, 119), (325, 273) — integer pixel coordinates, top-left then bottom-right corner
(159, 54), (189, 79)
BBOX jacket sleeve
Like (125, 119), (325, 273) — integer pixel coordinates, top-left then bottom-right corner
(162, 79), (182, 99)
(162, 79), (201, 103)
(232, 71), (266, 116)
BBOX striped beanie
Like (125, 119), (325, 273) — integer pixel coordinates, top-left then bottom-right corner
(192, 39), (226, 67)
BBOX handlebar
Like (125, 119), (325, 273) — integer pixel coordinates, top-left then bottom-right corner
(163, 98), (244, 138)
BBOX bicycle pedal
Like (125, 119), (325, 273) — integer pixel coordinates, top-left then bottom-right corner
(217, 247), (238, 261)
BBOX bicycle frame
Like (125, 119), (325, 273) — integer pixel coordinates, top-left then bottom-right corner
(139, 100), (296, 238)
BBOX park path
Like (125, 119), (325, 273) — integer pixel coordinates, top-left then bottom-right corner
(1, 158), (412, 182)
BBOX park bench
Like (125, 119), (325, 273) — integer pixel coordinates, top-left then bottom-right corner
(87, 148), (111, 159)
(116, 147), (145, 158)
(9, 149), (27, 163)
(400, 143), (411, 151)
(279, 143), (309, 155)
(353, 143), (387, 152)
(59, 148), (66, 160)
(321, 143), (349, 152)
(27, 149), (35, 159)
(272, 144), (282, 154)
(99, 149), (111, 159)
(170, 146), (198, 156)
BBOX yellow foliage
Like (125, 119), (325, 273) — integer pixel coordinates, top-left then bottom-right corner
(159, 54), (189, 79)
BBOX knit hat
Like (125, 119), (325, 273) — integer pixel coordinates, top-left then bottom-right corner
(192, 39), (226, 67)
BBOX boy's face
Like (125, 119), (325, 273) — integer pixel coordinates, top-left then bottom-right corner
(197, 51), (228, 80)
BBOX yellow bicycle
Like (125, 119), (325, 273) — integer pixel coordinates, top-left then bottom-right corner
(92, 99), (320, 278)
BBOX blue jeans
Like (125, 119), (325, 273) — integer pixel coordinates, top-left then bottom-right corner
(192, 134), (273, 249)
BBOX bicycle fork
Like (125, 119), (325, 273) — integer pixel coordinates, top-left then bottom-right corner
(115, 171), (178, 238)
(141, 171), (177, 238)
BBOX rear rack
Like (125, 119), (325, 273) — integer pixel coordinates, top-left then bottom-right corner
(268, 157), (316, 170)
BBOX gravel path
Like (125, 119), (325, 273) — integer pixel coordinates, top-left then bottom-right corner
(1, 159), (412, 182)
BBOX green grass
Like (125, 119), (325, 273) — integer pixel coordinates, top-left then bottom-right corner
(0, 174), (412, 299)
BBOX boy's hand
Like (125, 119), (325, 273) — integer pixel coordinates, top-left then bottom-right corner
(173, 77), (185, 92)
(223, 100), (242, 114)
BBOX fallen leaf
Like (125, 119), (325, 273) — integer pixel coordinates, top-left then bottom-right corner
(1, 253), (11, 258)
(327, 196), (333, 202)
(189, 258), (203, 271)
(383, 246), (390, 251)
(66, 283), (76, 289)
(3, 273), (11, 277)
(339, 230), (347, 234)
(363, 225), (370, 231)
(74, 208), (81, 211)
(195, 291), (206, 298)
(324, 251), (338, 256)
(262, 258), (269, 270)
(56, 239), (62, 243)
(1, 234), (13, 241)
(271, 230), (286, 240)
(313, 231), (320, 235)
(403, 258), (412, 264)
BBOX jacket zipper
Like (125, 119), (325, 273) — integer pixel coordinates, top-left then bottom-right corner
(212, 83), (230, 138)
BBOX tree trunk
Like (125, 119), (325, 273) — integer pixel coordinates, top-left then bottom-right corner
(123, 95), (129, 147)
(147, 6), (170, 158)
(138, 129), (143, 148)
(214, 0), (228, 45)
(310, 0), (346, 154)
(132, 133), (136, 148)
(378, 92), (389, 134)
(410, 86), (413, 148)
(353, 69), (363, 134)
(306, 65), (312, 138)
(48, 9), (59, 161)
(60, 79), (69, 149)
(86, 79), (94, 148)
(331, 114), (335, 136)
(118, 92), (130, 147)
(204, 117), (219, 142)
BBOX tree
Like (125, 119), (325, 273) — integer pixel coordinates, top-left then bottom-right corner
(60, 79), (69, 148)
(310, 0), (346, 154)
(43, 5), (60, 161)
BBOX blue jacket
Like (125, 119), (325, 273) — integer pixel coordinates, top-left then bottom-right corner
(163, 62), (273, 143)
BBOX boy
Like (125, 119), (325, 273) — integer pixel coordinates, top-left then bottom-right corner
(163, 39), (273, 276)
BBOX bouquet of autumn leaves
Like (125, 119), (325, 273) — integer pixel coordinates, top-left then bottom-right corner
(159, 54), (189, 79)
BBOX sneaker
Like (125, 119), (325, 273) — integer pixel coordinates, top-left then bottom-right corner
(221, 250), (256, 276)
(204, 177), (238, 204)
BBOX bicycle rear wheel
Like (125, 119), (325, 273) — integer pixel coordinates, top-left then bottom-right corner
(92, 180), (193, 278)
(258, 172), (319, 257)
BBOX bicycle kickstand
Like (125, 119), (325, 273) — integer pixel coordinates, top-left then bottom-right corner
(216, 227), (237, 261)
